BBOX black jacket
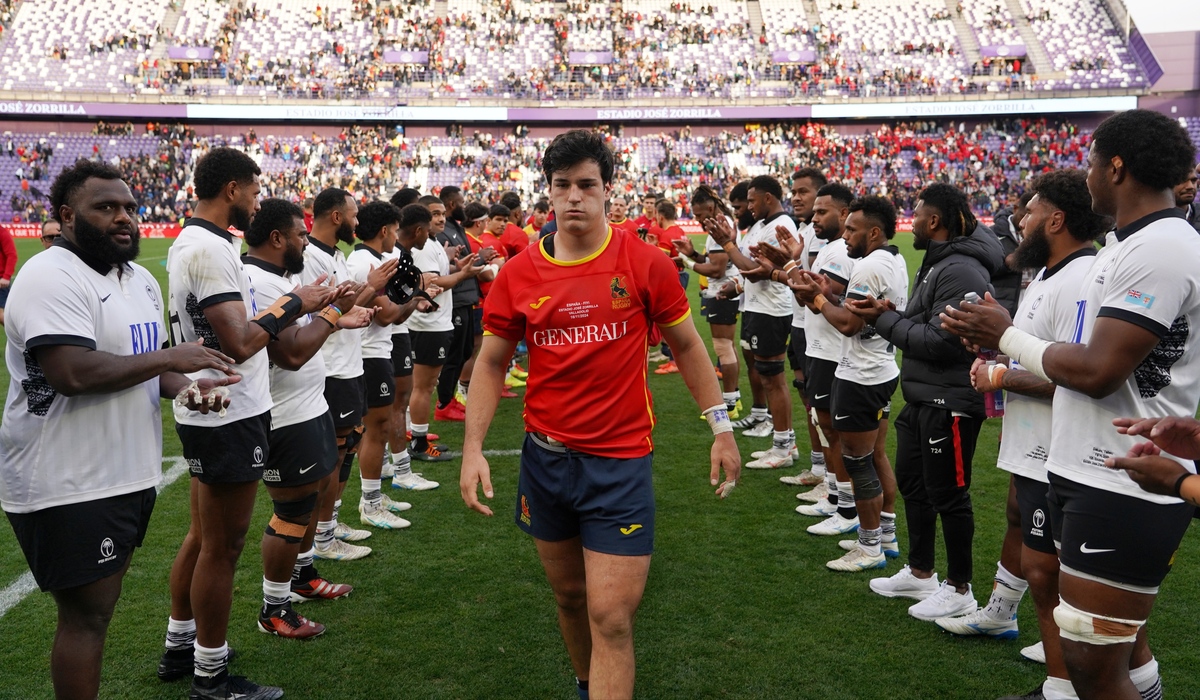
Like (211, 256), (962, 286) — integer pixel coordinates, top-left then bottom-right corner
(435, 219), (480, 307)
(989, 211), (1022, 317)
(875, 224), (1005, 416)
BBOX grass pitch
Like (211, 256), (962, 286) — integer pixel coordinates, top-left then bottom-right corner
(0, 235), (1198, 699)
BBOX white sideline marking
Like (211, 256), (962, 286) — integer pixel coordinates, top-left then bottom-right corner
(0, 457), (188, 620)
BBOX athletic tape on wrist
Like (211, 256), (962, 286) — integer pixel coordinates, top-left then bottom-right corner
(703, 404), (733, 435)
(251, 292), (304, 340)
(783, 260), (798, 274)
(682, 256), (696, 270)
(987, 363), (1008, 388)
(317, 305), (342, 328)
(998, 326), (1052, 381)
(813, 294), (828, 312)
(484, 263), (500, 275)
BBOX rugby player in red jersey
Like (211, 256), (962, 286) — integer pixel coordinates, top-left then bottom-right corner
(460, 130), (740, 700)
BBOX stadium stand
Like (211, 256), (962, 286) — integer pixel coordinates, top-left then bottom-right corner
(0, 0), (1151, 101)
(4, 116), (1196, 226)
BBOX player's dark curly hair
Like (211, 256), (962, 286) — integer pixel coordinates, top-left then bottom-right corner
(849, 196), (898, 240)
(729, 180), (751, 203)
(192, 147), (261, 200)
(356, 200), (402, 242)
(399, 203), (433, 230)
(541, 130), (615, 185)
(691, 183), (734, 219)
(499, 191), (523, 211)
(390, 187), (421, 208)
(464, 201), (489, 221)
(918, 182), (978, 239)
(816, 182), (855, 208)
(313, 187), (351, 218)
(748, 175), (783, 202)
(792, 167), (828, 188)
(1091, 109), (1196, 192)
(49, 159), (125, 222)
(244, 198), (304, 247)
(1030, 169), (1112, 242)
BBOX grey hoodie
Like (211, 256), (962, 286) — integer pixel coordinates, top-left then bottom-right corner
(874, 223), (1005, 416)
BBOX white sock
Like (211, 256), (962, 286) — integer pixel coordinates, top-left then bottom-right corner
(835, 481), (856, 517)
(722, 391), (739, 405)
(824, 472), (837, 505)
(411, 422), (429, 437)
(984, 561), (1028, 621)
(881, 511), (897, 538)
(361, 478), (382, 505)
(810, 451), (827, 477)
(773, 430), (794, 450)
(315, 520), (335, 548)
(262, 577), (291, 609)
(392, 448), (413, 477)
(1043, 676), (1078, 700)
(164, 616), (196, 650)
(193, 642), (228, 678)
(751, 406), (768, 418)
(1130, 657), (1161, 699)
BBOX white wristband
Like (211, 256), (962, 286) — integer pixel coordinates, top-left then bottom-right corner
(682, 256), (696, 270)
(998, 326), (1052, 381)
(484, 263), (500, 275)
(702, 404), (733, 435)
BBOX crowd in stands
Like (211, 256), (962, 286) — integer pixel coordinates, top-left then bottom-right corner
(51, 0), (1141, 101)
(0, 118), (1104, 226)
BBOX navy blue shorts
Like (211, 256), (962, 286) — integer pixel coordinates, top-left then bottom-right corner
(515, 433), (655, 556)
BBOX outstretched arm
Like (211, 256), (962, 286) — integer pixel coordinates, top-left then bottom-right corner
(659, 314), (741, 497)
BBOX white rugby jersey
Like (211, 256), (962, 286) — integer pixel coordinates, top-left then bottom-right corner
(1046, 210), (1200, 503)
(167, 218), (271, 426)
(836, 245), (909, 386)
(997, 248), (1096, 483)
(302, 236), (364, 379)
(1, 242), (164, 513)
(346, 244), (394, 360)
(244, 256), (330, 430)
(740, 212), (795, 318)
(792, 226), (827, 329)
(805, 238), (854, 362)
(702, 215), (741, 300)
(382, 247), (409, 335)
(406, 239), (454, 332)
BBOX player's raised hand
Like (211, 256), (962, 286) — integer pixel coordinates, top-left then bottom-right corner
(293, 274), (341, 314)
(702, 215), (735, 246)
(774, 224), (804, 260)
(165, 339), (237, 375)
(674, 236), (696, 257)
(366, 257), (401, 294)
(939, 291), (1012, 350)
(846, 294), (895, 323)
(1113, 416), (1200, 460)
(752, 239), (791, 270)
(1105, 443), (1191, 497)
(337, 305), (376, 329)
(331, 281), (363, 313)
(460, 453), (495, 516)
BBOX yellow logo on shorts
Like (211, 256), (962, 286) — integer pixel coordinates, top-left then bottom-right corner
(620, 524), (643, 535)
(520, 495), (531, 525)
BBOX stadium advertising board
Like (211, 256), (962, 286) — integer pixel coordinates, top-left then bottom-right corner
(8, 223), (183, 238)
(0, 98), (1133, 122)
(812, 95), (1138, 118)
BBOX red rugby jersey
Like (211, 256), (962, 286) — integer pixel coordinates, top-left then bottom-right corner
(483, 227), (691, 457)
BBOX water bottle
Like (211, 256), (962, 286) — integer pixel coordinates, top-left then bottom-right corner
(964, 292), (1005, 418)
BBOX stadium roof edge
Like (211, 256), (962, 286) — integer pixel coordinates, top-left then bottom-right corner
(0, 96), (1139, 122)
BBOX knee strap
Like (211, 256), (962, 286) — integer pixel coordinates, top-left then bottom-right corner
(339, 450), (354, 482)
(712, 337), (737, 366)
(275, 492), (318, 519)
(792, 377), (806, 396)
(754, 359), (785, 377)
(843, 453), (882, 500)
(1053, 598), (1143, 646)
(343, 425), (364, 455)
